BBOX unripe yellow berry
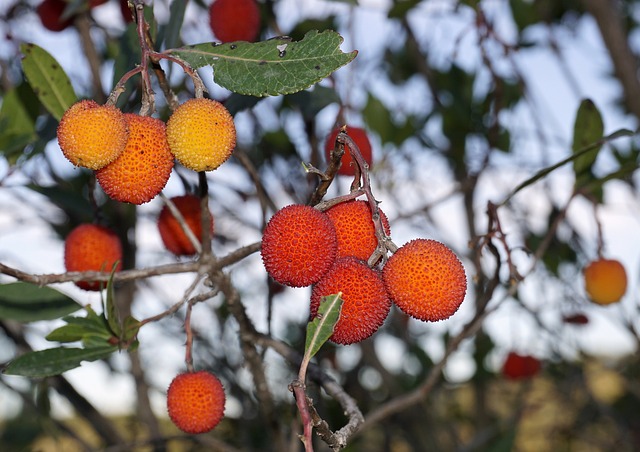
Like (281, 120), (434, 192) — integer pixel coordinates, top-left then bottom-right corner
(166, 98), (236, 172)
(584, 258), (627, 305)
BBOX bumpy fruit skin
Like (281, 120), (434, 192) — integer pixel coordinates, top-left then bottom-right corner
(325, 126), (373, 176)
(37, 0), (74, 32)
(383, 239), (466, 322)
(166, 98), (236, 172)
(158, 195), (214, 256)
(261, 205), (337, 287)
(326, 200), (390, 261)
(583, 258), (627, 305)
(167, 370), (225, 434)
(96, 114), (174, 205)
(209, 0), (260, 43)
(64, 224), (123, 291)
(57, 100), (128, 170)
(502, 352), (541, 380)
(310, 257), (391, 345)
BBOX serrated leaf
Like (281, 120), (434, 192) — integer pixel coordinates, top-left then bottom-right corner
(304, 293), (343, 360)
(572, 99), (604, 185)
(0, 283), (81, 322)
(20, 43), (77, 121)
(3, 346), (117, 378)
(167, 30), (357, 97)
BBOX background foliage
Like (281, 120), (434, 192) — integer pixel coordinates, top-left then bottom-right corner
(1, 0), (640, 450)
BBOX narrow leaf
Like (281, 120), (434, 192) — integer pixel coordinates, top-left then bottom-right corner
(3, 346), (117, 378)
(20, 43), (77, 121)
(572, 99), (604, 184)
(104, 265), (122, 338)
(304, 293), (343, 360)
(0, 282), (81, 322)
(167, 30), (357, 97)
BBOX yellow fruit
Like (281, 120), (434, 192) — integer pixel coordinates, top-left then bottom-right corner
(584, 258), (627, 305)
(96, 114), (174, 205)
(57, 100), (128, 170)
(166, 98), (236, 172)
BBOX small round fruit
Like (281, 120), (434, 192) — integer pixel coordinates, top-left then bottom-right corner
(64, 224), (123, 291)
(325, 126), (373, 176)
(261, 205), (337, 287)
(157, 195), (214, 256)
(120, 0), (133, 23)
(57, 100), (129, 170)
(96, 114), (174, 205)
(501, 352), (541, 380)
(383, 239), (466, 322)
(310, 257), (391, 345)
(209, 0), (260, 43)
(166, 98), (236, 172)
(583, 258), (627, 305)
(37, 0), (74, 32)
(326, 200), (390, 261)
(167, 370), (225, 434)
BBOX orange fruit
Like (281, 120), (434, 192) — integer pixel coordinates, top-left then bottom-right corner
(326, 200), (390, 261)
(64, 224), (123, 291)
(167, 370), (225, 434)
(310, 257), (391, 345)
(261, 204), (337, 287)
(383, 239), (466, 322)
(96, 114), (174, 205)
(583, 258), (627, 305)
(501, 352), (541, 380)
(166, 98), (236, 172)
(157, 195), (213, 256)
(57, 100), (129, 170)
(209, 0), (260, 43)
(325, 126), (373, 176)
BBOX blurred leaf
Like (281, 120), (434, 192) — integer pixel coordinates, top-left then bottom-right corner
(288, 18), (337, 42)
(572, 99), (604, 187)
(167, 30), (357, 96)
(3, 346), (117, 378)
(304, 293), (343, 359)
(0, 283), (81, 322)
(158, 0), (187, 49)
(0, 83), (39, 162)
(224, 93), (263, 115)
(284, 86), (339, 121)
(20, 43), (77, 121)
(388, 0), (422, 19)
(364, 94), (415, 145)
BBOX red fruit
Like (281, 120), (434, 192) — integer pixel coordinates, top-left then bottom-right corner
(89, 0), (109, 7)
(120, 0), (133, 23)
(501, 352), (541, 380)
(37, 0), (74, 32)
(325, 126), (373, 176)
(167, 370), (225, 434)
(310, 257), (391, 345)
(64, 224), (123, 291)
(209, 0), (260, 43)
(261, 205), (337, 287)
(157, 195), (214, 256)
(326, 200), (390, 261)
(383, 239), (466, 322)
(562, 313), (589, 325)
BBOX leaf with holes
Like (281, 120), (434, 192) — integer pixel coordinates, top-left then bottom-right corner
(166, 30), (357, 97)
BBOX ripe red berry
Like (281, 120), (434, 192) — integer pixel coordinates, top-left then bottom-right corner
(64, 224), (123, 291)
(37, 0), (74, 32)
(157, 195), (214, 256)
(120, 0), (133, 23)
(261, 205), (338, 287)
(167, 370), (225, 434)
(325, 126), (373, 176)
(501, 352), (541, 380)
(310, 257), (391, 345)
(383, 239), (466, 322)
(562, 313), (589, 325)
(326, 200), (390, 261)
(209, 0), (260, 43)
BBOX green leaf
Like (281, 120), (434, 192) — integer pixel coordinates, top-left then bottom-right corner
(3, 346), (117, 378)
(159, 0), (187, 49)
(304, 293), (343, 360)
(46, 324), (93, 343)
(104, 266), (121, 338)
(0, 83), (38, 161)
(167, 30), (357, 97)
(20, 43), (77, 121)
(46, 306), (113, 343)
(122, 315), (141, 342)
(0, 283), (81, 322)
(572, 99), (604, 186)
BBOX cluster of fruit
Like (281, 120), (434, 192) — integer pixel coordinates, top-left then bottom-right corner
(260, 199), (468, 345)
(57, 97), (235, 205)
